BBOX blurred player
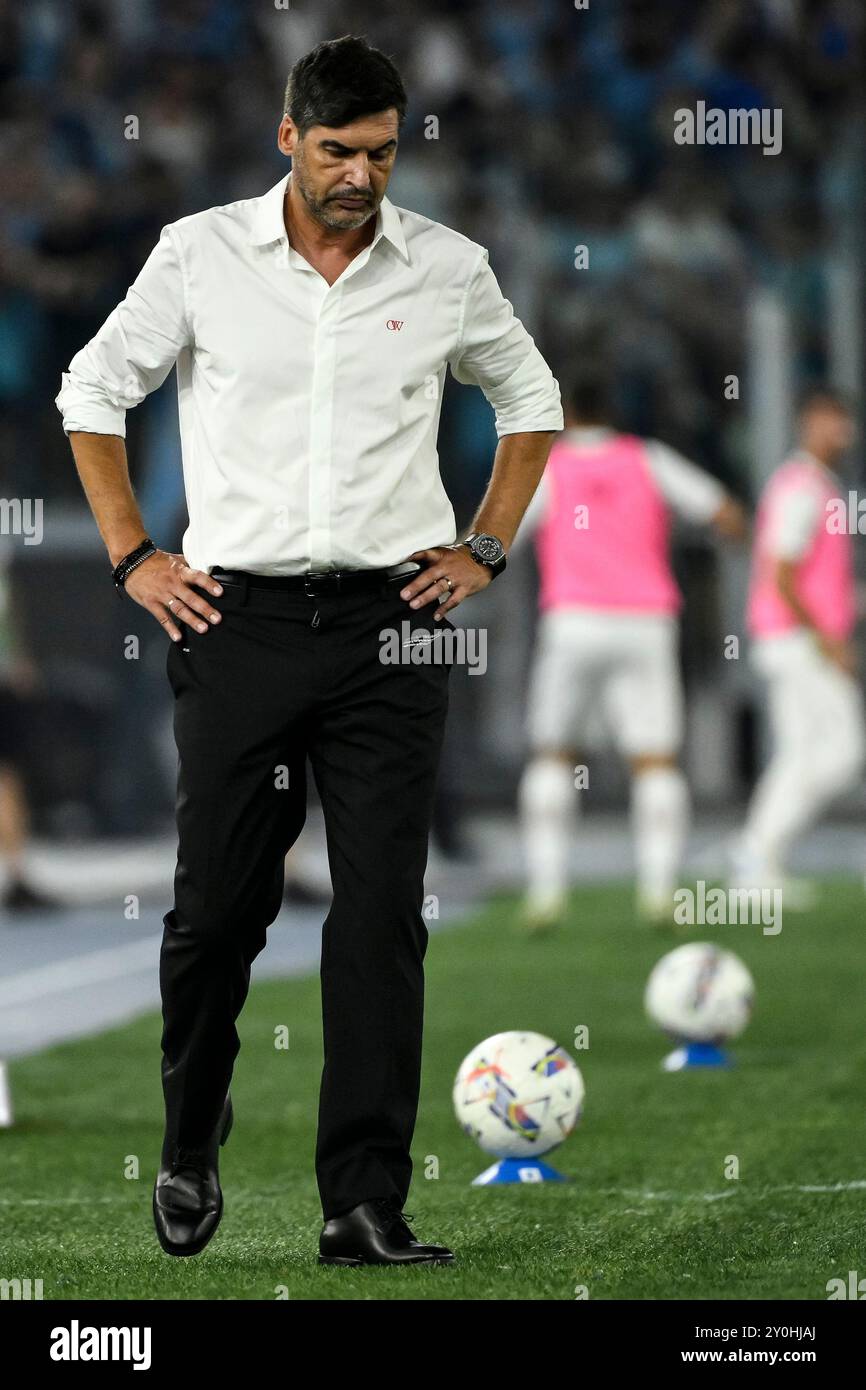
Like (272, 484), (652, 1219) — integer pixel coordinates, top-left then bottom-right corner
(732, 387), (864, 890)
(518, 370), (745, 928)
(0, 554), (55, 912)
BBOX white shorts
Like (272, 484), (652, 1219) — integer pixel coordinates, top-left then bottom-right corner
(526, 608), (683, 757)
(751, 629), (866, 769)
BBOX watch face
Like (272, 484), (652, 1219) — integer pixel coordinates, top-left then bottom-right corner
(473, 534), (504, 564)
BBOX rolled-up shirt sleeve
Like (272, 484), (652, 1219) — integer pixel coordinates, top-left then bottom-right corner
(55, 225), (191, 438)
(449, 250), (563, 437)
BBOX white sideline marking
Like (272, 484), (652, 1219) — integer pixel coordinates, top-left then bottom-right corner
(0, 938), (159, 1008)
(0, 1197), (123, 1206)
(1, 1182), (864, 1208)
(604, 1182), (866, 1201)
(793, 1180), (866, 1193)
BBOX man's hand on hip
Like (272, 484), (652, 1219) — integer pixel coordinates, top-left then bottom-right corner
(124, 550), (224, 641)
(401, 545), (492, 619)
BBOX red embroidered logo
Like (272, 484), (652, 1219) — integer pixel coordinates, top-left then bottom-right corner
(386, 319), (404, 331)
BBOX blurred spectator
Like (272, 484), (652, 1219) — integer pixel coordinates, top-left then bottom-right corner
(0, 549), (56, 909)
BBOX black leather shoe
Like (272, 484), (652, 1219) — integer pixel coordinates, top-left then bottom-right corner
(319, 1197), (455, 1266)
(153, 1094), (233, 1257)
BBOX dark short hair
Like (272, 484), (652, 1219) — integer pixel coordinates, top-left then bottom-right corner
(796, 383), (854, 418)
(565, 367), (613, 424)
(284, 35), (407, 135)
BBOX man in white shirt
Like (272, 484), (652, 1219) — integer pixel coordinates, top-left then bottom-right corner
(56, 36), (562, 1265)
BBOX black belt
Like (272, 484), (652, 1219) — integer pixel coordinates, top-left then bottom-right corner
(211, 563), (418, 598)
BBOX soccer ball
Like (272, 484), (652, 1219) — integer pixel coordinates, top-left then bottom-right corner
(452, 1030), (584, 1159)
(645, 943), (754, 1043)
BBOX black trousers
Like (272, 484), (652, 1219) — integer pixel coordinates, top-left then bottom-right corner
(160, 571), (452, 1219)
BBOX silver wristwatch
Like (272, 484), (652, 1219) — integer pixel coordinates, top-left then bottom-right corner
(462, 532), (507, 578)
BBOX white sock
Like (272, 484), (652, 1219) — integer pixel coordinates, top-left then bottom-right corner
(519, 756), (576, 912)
(631, 766), (689, 909)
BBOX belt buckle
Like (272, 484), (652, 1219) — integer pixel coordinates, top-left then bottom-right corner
(304, 570), (340, 598)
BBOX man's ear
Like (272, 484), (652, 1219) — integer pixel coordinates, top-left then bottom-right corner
(277, 116), (299, 157)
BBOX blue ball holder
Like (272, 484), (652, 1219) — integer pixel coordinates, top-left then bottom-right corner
(662, 1041), (732, 1071)
(472, 1156), (569, 1185)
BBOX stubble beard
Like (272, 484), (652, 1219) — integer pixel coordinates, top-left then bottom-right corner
(293, 159), (378, 232)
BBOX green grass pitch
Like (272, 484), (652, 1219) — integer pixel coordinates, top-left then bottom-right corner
(2, 880), (864, 1300)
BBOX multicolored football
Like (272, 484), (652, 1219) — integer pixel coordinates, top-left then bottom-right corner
(453, 1030), (584, 1158)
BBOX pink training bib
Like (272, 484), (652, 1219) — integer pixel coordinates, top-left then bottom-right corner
(747, 457), (855, 640)
(535, 434), (680, 613)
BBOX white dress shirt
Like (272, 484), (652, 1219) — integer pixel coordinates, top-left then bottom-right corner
(56, 172), (563, 575)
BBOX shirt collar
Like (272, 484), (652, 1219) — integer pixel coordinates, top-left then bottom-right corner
(247, 171), (409, 263)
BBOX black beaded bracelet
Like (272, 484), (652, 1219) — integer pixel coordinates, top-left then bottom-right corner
(112, 538), (157, 591)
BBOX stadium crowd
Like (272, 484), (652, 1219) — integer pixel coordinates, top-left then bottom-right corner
(0, 0), (862, 510)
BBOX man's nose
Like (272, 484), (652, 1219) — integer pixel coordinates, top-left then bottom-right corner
(344, 153), (371, 185)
